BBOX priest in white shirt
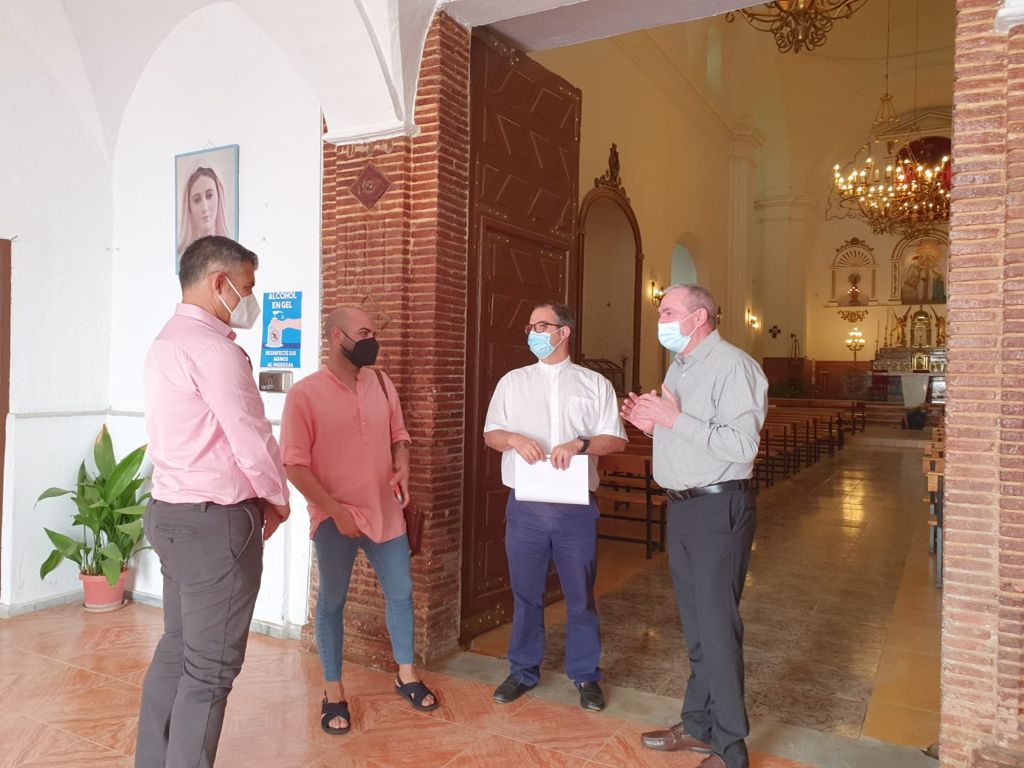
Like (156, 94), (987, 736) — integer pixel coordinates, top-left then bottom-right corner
(483, 301), (627, 712)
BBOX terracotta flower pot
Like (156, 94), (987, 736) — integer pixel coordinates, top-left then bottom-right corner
(79, 570), (128, 612)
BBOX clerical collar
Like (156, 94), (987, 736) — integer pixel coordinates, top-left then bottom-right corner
(536, 356), (571, 376)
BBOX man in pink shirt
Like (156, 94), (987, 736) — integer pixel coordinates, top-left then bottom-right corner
(280, 306), (438, 736)
(136, 236), (290, 768)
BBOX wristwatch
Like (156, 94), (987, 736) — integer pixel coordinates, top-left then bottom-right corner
(578, 436), (590, 455)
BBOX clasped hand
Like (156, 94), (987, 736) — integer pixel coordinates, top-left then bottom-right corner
(620, 387), (681, 433)
(508, 434), (581, 470)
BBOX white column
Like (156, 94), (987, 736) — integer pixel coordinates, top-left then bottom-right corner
(754, 189), (809, 361)
(996, 0), (1024, 32)
(725, 125), (762, 350)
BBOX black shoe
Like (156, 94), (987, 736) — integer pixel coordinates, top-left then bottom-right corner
(493, 674), (535, 704)
(577, 681), (605, 712)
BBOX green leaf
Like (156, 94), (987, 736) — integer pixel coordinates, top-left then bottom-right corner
(100, 557), (122, 587)
(114, 504), (146, 518)
(45, 528), (81, 557)
(104, 445), (147, 503)
(77, 461), (88, 485)
(43, 529), (83, 567)
(117, 479), (146, 508)
(115, 519), (143, 543)
(39, 549), (64, 580)
(94, 426), (116, 478)
(98, 542), (123, 564)
(35, 487), (72, 506)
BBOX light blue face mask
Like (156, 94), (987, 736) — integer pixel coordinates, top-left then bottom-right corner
(528, 329), (565, 360)
(657, 311), (698, 353)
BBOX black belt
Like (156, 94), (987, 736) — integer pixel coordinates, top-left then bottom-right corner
(665, 479), (752, 502)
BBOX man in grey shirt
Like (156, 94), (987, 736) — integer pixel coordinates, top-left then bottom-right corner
(622, 284), (767, 768)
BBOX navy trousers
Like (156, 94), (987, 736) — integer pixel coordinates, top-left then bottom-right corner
(504, 492), (601, 686)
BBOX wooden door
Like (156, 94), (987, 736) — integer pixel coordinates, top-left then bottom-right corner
(461, 29), (581, 639)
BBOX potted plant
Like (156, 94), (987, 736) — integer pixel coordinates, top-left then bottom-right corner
(36, 425), (149, 611)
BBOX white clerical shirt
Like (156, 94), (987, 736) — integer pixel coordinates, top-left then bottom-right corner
(484, 357), (626, 492)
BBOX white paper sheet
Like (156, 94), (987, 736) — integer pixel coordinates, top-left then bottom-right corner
(513, 454), (590, 505)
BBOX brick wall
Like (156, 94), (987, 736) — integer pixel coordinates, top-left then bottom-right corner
(301, 12), (471, 668)
(943, 2), (1024, 766)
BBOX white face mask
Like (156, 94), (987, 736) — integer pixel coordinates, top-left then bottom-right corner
(218, 276), (261, 330)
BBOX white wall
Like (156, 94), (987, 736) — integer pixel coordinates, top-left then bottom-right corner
(108, 3), (323, 632)
(0, 3), (113, 609)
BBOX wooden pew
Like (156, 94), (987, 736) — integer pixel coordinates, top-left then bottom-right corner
(769, 397), (865, 435)
(595, 454), (666, 559)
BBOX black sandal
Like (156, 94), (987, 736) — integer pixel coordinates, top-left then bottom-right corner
(394, 675), (440, 712)
(320, 694), (351, 735)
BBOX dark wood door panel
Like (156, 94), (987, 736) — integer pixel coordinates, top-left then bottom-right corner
(461, 28), (581, 640)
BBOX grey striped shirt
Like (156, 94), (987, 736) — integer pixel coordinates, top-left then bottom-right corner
(652, 330), (768, 491)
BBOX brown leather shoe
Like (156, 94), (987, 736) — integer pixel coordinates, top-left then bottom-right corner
(696, 755), (726, 768)
(640, 722), (713, 753)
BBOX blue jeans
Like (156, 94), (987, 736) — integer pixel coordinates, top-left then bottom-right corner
(313, 519), (414, 681)
(505, 493), (601, 687)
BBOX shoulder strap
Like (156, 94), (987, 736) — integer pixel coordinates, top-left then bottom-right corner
(372, 367), (389, 404)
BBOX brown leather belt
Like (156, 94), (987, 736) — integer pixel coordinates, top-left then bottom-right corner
(665, 479), (753, 502)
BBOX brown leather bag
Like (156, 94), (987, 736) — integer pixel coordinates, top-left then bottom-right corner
(372, 368), (423, 556)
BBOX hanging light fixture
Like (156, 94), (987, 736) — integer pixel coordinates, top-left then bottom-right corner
(828, 0), (951, 237)
(725, 0), (867, 54)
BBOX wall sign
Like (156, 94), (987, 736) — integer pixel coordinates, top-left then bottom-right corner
(260, 291), (302, 369)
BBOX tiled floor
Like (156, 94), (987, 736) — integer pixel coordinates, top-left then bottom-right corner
(470, 430), (941, 749)
(0, 602), (812, 768)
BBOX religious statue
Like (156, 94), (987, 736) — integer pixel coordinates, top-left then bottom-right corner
(891, 307), (910, 347)
(930, 306), (947, 346)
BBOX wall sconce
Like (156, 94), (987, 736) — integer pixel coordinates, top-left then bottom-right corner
(650, 281), (665, 306)
(745, 309), (760, 330)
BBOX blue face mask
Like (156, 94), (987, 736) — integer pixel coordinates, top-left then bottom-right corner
(657, 311), (698, 354)
(528, 330), (565, 360)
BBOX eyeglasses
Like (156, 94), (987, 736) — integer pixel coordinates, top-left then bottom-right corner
(524, 322), (565, 335)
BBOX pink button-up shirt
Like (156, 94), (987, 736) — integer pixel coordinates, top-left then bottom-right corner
(144, 303), (289, 507)
(280, 367), (410, 543)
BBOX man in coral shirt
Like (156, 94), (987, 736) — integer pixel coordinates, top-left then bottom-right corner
(280, 306), (438, 736)
(136, 236), (290, 768)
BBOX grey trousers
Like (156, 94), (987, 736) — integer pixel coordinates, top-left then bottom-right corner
(667, 489), (756, 768)
(135, 499), (263, 768)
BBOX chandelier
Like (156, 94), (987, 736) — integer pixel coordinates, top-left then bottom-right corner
(725, 0), (867, 54)
(828, 0), (951, 237)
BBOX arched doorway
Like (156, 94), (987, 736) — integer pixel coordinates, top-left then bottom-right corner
(575, 144), (644, 394)
(671, 242), (698, 285)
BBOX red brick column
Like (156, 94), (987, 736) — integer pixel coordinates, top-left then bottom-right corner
(301, 12), (470, 668)
(943, 2), (1024, 766)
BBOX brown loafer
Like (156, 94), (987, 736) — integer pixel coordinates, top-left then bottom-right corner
(640, 722), (713, 753)
(696, 755), (726, 768)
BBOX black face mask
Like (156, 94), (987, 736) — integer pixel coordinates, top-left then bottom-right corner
(342, 337), (379, 368)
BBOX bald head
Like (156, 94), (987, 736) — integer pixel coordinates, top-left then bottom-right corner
(326, 306), (373, 338)
(326, 306), (380, 371)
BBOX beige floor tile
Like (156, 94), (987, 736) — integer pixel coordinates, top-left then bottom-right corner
(870, 647), (941, 712)
(862, 700), (940, 748)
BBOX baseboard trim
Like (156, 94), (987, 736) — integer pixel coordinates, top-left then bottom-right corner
(0, 589), (81, 618)
(1, 590), (302, 640)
